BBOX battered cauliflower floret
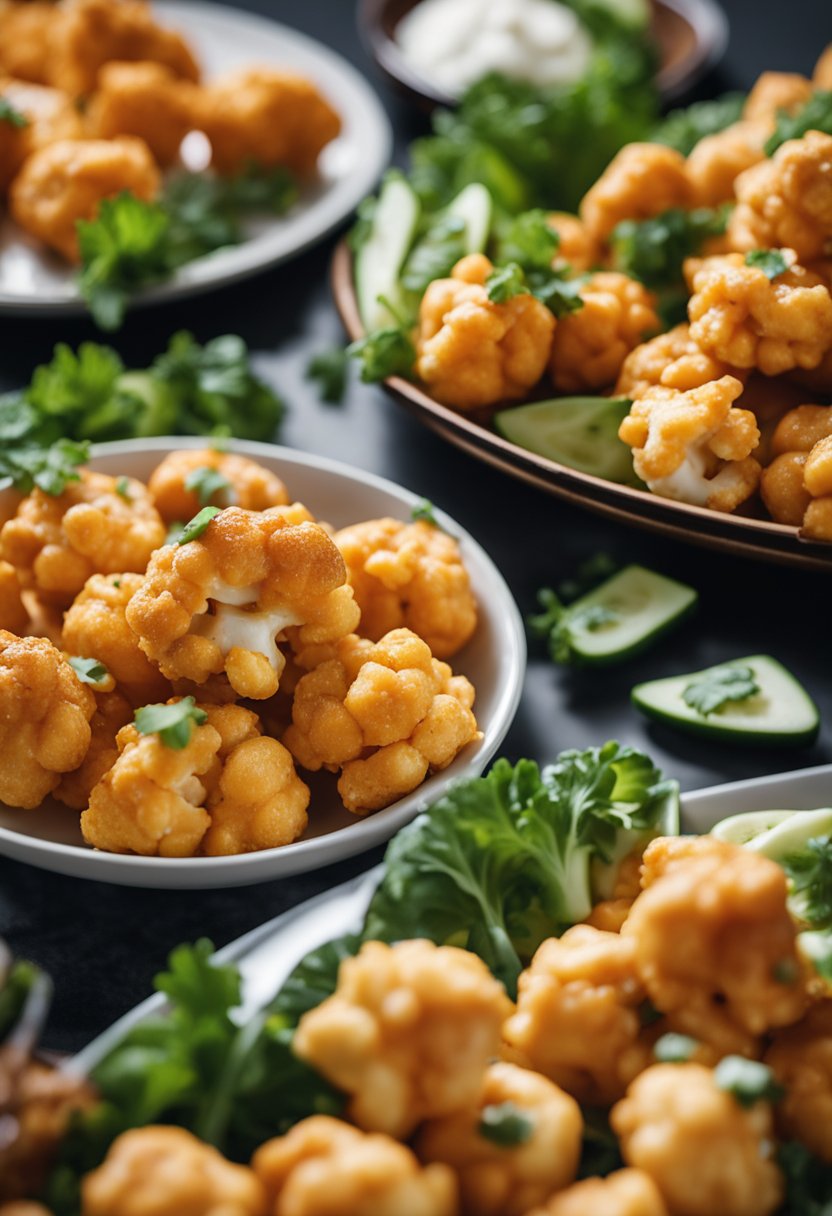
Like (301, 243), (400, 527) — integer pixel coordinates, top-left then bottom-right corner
(728, 133), (832, 264)
(770, 402), (832, 456)
(618, 376), (761, 512)
(86, 61), (201, 168)
(611, 1064), (783, 1216)
(9, 136), (160, 262)
(54, 689), (132, 810)
(685, 250), (832, 375)
(0, 2), (59, 85)
(623, 836), (807, 1051)
(0, 631), (95, 809)
(579, 144), (694, 245)
(416, 253), (555, 410)
(801, 432), (832, 541)
(125, 506), (359, 701)
(202, 733), (309, 856)
(417, 1062), (582, 1216)
(742, 71), (813, 126)
(1, 472), (166, 609)
(51, 0), (200, 97)
(199, 66), (341, 177)
(615, 324), (737, 400)
(0, 561), (27, 634)
(737, 372), (812, 462)
(547, 211), (599, 273)
(815, 44), (832, 89)
(283, 628), (479, 815)
(502, 926), (653, 1106)
(764, 1001), (832, 1162)
(0, 78), (84, 192)
(252, 1116), (458, 1216)
(525, 1169), (669, 1216)
(81, 1126), (266, 1216)
(760, 451), (811, 524)
(548, 272), (659, 392)
(685, 121), (767, 208)
(333, 517), (477, 659)
(147, 449), (290, 524)
(294, 938), (513, 1138)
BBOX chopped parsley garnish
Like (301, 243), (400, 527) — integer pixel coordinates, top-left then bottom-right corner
(0, 438), (89, 496)
(486, 261), (527, 303)
(347, 327), (416, 383)
(782, 837), (832, 928)
(478, 1102), (535, 1147)
(765, 90), (832, 156)
(713, 1057), (784, 1108)
(306, 347), (349, 404)
(68, 657), (110, 687)
(654, 1033), (698, 1063)
(177, 506), (221, 545)
(0, 97), (29, 128)
(115, 476), (131, 500)
(134, 697), (208, 750)
(745, 249), (790, 280)
(529, 588), (618, 666)
(184, 466), (234, 508)
(682, 663), (760, 716)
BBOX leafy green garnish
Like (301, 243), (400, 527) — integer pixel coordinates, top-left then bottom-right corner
(165, 520), (185, 545)
(612, 206), (729, 289)
(184, 466), (234, 508)
(0, 959), (41, 1042)
(68, 657), (110, 687)
(115, 476), (131, 500)
(478, 1102), (535, 1146)
(745, 249), (789, 280)
(782, 837), (832, 929)
(347, 327), (416, 383)
(177, 506), (221, 545)
(306, 348), (349, 405)
(410, 498), (449, 532)
(654, 1032), (698, 1062)
(777, 1141), (832, 1216)
(765, 90), (832, 156)
(0, 96), (29, 128)
(713, 1056), (784, 1108)
(652, 92), (746, 155)
(0, 438), (89, 496)
(682, 663), (760, 716)
(495, 209), (560, 271)
(486, 259), (584, 318)
(528, 587), (618, 666)
(486, 262), (527, 302)
(134, 697), (208, 749)
(401, 213), (468, 294)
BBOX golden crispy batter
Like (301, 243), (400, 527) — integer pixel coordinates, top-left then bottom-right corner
(253, 1116), (458, 1216)
(583, 897), (634, 934)
(742, 70), (813, 126)
(765, 1001), (832, 1163)
(686, 121), (767, 207)
(801, 433), (832, 541)
(579, 144), (694, 245)
(202, 733), (309, 856)
(333, 517), (477, 659)
(417, 1062), (582, 1216)
(549, 271), (659, 392)
(815, 43), (832, 88)
(611, 1064), (783, 1216)
(416, 254), (555, 410)
(147, 449), (290, 524)
(0, 561), (27, 634)
(760, 451), (812, 525)
(770, 402), (832, 456)
(9, 136), (160, 262)
(547, 211), (599, 273)
(615, 323), (737, 400)
(728, 133), (832, 264)
(86, 60), (201, 168)
(736, 373), (812, 462)
(81, 1126), (266, 1216)
(0, 78), (84, 193)
(524, 1169), (668, 1216)
(0, 631), (95, 809)
(53, 688), (131, 810)
(0, 3), (60, 85)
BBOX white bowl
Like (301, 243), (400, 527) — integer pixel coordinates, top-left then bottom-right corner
(0, 438), (525, 888)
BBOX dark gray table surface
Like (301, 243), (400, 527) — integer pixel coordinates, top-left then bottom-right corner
(0, 0), (830, 1054)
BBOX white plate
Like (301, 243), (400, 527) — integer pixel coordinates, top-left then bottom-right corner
(0, 437), (525, 887)
(0, 1), (392, 315)
(72, 761), (832, 1073)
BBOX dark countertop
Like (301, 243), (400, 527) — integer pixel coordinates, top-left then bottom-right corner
(0, 0), (830, 1055)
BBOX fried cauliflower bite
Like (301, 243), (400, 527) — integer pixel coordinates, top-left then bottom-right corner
(0, 631), (95, 809)
(201, 732), (309, 856)
(618, 376), (761, 512)
(770, 402), (832, 456)
(815, 44), (832, 88)
(801, 432), (832, 540)
(579, 144), (694, 245)
(685, 250), (832, 376)
(727, 133), (832, 265)
(417, 1062), (582, 1216)
(760, 451), (812, 524)
(125, 506), (359, 701)
(615, 323), (738, 400)
(9, 136), (160, 263)
(81, 1126), (266, 1216)
(611, 1064), (783, 1216)
(1, 472), (166, 610)
(199, 66), (341, 178)
(548, 272), (659, 393)
(147, 449), (290, 525)
(86, 61), (200, 168)
(252, 1116), (458, 1216)
(283, 628), (479, 815)
(0, 562), (27, 634)
(547, 212), (599, 273)
(742, 70), (814, 126)
(54, 688), (132, 811)
(416, 254), (555, 410)
(736, 372), (812, 463)
(764, 1001), (832, 1162)
(525, 1169), (669, 1216)
(0, 2), (59, 85)
(0, 78), (84, 192)
(333, 517), (477, 659)
(685, 121), (767, 207)
(294, 938), (512, 1139)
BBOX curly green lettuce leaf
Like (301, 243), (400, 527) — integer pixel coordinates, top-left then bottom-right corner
(652, 92), (746, 155)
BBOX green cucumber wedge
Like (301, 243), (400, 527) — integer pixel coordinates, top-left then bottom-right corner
(565, 565), (697, 665)
(711, 808), (832, 857)
(355, 173), (420, 332)
(632, 655), (820, 746)
(493, 396), (641, 486)
(445, 183), (493, 255)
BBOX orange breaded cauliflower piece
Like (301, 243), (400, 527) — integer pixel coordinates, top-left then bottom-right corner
(0, 2), (59, 85)
(0, 78), (84, 192)
(686, 250), (832, 375)
(502, 926), (652, 1106)
(770, 402), (832, 456)
(618, 376), (761, 512)
(579, 144), (694, 244)
(333, 517), (477, 659)
(615, 323), (737, 400)
(53, 689), (132, 811)
(82, 1126), (266, 1216)
(9, 136), (160, 262)
(62, 573), (170, 705)
(125, 506), (359, 701)
(294, 938), (512, 1139)
(147, 449), (290, 524)
(686, 121), (767, 207)
(525, 1169), (668, 1216)
(1, 471), (166, 609)
(283, 628), (478, 814)
(416, 254), (555, 410)
(0, 561), (27, 634)
(202, 733), (309, 857)
(252, 1116), (458, 1216)
(86, 61), (201, 168)
(51, 0), (200, 97)
(801, 432), (832, 541)
(548, 272), (659, 392)
(728, 133), (832, 264)
(764, 1001), (832, 1162)
(623, 836), (807, 1050)
(816, 44), (832, 88)
(199, 67), (341, 178)
(547, 212), (599, 273)
(742, 71), (813, 126)
(0, 631), (94, 809)
(611, 1063), (783, 1216)
(417, 1062), (582, 1216)
(760, 452), (812, 525)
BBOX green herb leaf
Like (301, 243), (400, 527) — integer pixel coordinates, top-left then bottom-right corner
(115, 476), (131, 500)
(713, 1056), (784, 1108)
(165, 520), (186, 545)
(495, 209), (560, 272)
(0, 438), (89, 496)
(765, 90), (832, 156)
(652, 92), (746, 155)
(134, 697), (208, 749)
(77, 193), (172, 331)
(184, 466), (234, 508)
(529, 271), (586, 318)
(654, 1032), (698, 1062)
(347, 328), (416, 383)
(612, 207), (729, 289)
(0, 959), (41, 1042)
(410, 498), (455, 535)
(401, 212), (468, 294)
(306, 348), (349, 404)
(478, 1102), (535, 1146)
(682, 663), (760, 716)
(68, 657), (110, 687)
(745, 249), (789, 280)
(782, 837), (832, 928)
(0, 96), (29, 128)
(177, 506), (221, 545)
(486, 262), (527, 303)
(528, 588), (618, 666)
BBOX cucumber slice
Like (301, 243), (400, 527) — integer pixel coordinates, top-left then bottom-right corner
(592, 782), (681, 900)
(355, 173), (420, 333)
(632, 655), (820, 746)
(445, 183), (493, 254)
(494, 396), (641, 486)
(566, 565), (697, 665)
(712, 808), (832, 859)
(711, 810), (800, 847)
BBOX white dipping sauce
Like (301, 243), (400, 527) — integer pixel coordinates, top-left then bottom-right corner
(396, 0), (594, 95)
